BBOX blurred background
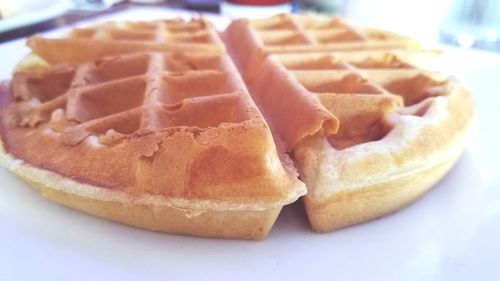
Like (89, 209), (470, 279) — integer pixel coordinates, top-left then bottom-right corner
(0, 0), (499, 52)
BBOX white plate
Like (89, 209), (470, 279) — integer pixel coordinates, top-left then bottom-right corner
(1, 8), (500, 281)
(0, 0), (71, 33)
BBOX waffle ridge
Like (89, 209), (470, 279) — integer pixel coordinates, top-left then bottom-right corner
(224, 13), (420, 79)
(281, 52), (451, 148)
(14, 52), (257, 145)
(225, 14), (461, 154)
(28, 18), (225, 64)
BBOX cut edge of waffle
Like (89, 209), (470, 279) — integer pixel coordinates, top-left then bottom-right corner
(0, 142), (302, 211)
(0, 144), (286, 240)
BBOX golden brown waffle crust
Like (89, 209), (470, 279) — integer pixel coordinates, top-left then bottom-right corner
(302, 150), (461, 232)
(294, 83), (474, 232)
(0, 143), (287, 240)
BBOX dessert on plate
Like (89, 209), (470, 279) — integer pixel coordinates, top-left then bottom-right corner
(0, 14), (474, 239)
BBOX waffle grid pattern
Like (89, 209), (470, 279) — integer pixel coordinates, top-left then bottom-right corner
(12, 51), (255, 146)
(70, 19), (223, 45)
(250, 51), (447, 149)
(253, 51), (449, 150)
(225, 14), (447, 151)
(245, 14), (418, 54)
(28, 19), (225, 64)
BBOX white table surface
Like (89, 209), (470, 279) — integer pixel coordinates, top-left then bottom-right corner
(1, 7), (499, 281)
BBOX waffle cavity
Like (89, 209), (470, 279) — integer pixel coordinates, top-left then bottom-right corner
(28, 18), (225, 64)
(225, 14), (449, 151)
(12, 52), (256, 146)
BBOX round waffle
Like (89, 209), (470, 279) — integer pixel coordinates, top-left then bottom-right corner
(0, 15), (474, 239)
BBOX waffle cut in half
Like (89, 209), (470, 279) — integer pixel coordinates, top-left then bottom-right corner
(0, 18), (306, 240)
(225, 14), (474, 232)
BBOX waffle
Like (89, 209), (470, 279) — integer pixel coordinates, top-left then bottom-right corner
(27, 18), (225, 64)
(224, 14), (474, 232)
(0, 14), (474, 239)
(0, 20), (306, 240)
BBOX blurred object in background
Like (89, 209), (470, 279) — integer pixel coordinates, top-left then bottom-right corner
(0, 0), (71, 33)
(221, 0), (292, 18)
(72, 0), (124, 11)
(128, 0), (167, 3)
(440, 0), (500, 52)
(72, 0), (168, 11)
(184, 0), (221, 12)
(0, 0), (20, 19)
(294, 0), (341, 14)
(342, 0), (452, 46)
